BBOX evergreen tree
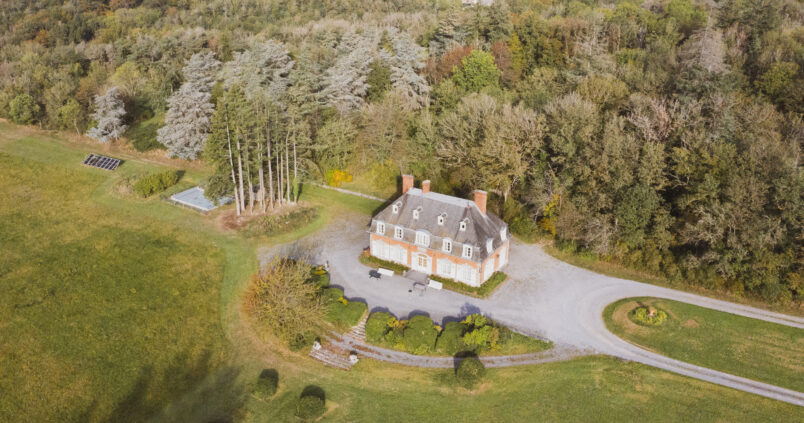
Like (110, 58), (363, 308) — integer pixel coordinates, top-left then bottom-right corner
(321, 33), (374, 113)
(86, 87), (127, 143)
(157, 52), (220, 160)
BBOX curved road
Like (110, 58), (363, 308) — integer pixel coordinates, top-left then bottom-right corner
(262, 214), (804, 406)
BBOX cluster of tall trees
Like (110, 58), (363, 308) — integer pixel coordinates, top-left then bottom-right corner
(0, 0), (801, 303)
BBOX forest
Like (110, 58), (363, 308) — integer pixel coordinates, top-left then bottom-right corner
(0, 0), (801, 303)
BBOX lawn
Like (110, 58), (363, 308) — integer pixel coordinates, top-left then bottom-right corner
(604, 297), (804, 392)
(239, 355), (803, 422)
(0, 125), (257, 422)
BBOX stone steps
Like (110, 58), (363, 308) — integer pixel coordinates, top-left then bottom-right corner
(309, 313), (369, 371)
(309, 340), (354, 371)
(342, 312), (368, 343)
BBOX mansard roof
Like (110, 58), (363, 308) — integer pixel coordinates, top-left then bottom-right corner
(371, 188), (508, 262)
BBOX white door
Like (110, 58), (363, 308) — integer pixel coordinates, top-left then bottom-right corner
(414, 253), (431, 273)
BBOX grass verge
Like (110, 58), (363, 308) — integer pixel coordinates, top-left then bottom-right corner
(604, 297), (804, 392)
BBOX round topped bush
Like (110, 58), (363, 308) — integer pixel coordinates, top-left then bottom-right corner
(296, 390), (325, 420)
(456, 357), (486, 388)
(255, 369), (278, 397)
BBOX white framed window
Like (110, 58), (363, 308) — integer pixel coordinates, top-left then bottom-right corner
(437, 213), (446, 225)
(415, 231), (429, 246)
(462, 245), (473, 259)
(460, 219), (468, 231)
(372, 240), (390, 260)
(486, 238), (494, 253)
(394, 227), (404, 240)
(500, 226), (507, 241)
(392, 203), (400, 213)
(376, 221), (385, 235)
(413, 207), (421, 220)
(437, 259), (455, 278)
(442, 238), (452, 253)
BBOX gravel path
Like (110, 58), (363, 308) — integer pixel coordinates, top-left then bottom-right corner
(261, 214), (804, 406)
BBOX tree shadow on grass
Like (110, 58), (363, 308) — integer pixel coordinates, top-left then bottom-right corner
(81, 349), (246, 423)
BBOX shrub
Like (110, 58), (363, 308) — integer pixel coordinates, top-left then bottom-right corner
(456, 357), (486, 388)
(435, 321), (466, 355)
(295, 395), (325, 420)
(133, 169), (180, 197)
(630, 306), (668, 326)
(324, 168), (352, 187)
(403, 315), (438, 354)
(289, 331), (317, 352)
(366, 311), (393, 343)
(255, 369), (278, 397)
(325, 288), (367, 329)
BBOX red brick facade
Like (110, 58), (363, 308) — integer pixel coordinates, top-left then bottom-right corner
(370, 232), (509, 287)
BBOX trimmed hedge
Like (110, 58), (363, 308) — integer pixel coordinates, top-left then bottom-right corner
(366, 311), (552, 357)
(430, 271), (508, 298)
(133, 169), (180, 197)
(359, 251), (410, 274)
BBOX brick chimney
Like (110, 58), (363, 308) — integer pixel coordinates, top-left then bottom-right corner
(422, 180), (431, 194)
(402, 174), (414, 194)
(473, 190), (487, 215)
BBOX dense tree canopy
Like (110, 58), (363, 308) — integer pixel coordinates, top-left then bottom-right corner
(0, 0), (801, 304)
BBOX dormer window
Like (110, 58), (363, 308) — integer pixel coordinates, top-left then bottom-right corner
(459, 219), (468, 231)
(486, 238), (494, 253)
(376, 221), (385, 235)
(415, 231), (429, 246)
(413, 210), (419, 220)
(462, 245), (473, 259)
(392, 204), (399, 213)
(437, 213), (446, 225)
(442, 238), (452, 253)
(394, 227), (404, 240)
(500, 226), (507, 241)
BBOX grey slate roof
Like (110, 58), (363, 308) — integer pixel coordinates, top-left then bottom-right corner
(370, 188), (508, 263)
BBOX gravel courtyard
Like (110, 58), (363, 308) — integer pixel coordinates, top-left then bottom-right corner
(260, 213), (804, 406)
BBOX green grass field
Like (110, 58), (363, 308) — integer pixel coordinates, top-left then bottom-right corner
(1, 122), (802, 422)
(240, 355), (802, 422)
(0, 146), (230, 421)
(604, 297), (804, 392)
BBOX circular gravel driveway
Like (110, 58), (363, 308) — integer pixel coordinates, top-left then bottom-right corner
(261, 213), (804, 406)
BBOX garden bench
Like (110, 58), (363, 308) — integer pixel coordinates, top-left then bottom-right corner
(377, 268), (394, 277)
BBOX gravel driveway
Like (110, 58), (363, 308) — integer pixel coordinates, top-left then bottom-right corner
(260, 213), (804, 406)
